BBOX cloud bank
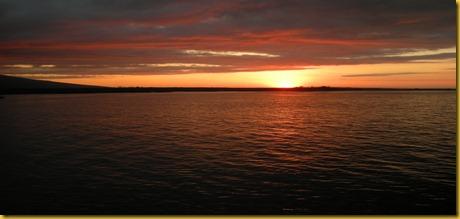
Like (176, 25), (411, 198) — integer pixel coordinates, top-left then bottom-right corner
(0, 0), (455, 77)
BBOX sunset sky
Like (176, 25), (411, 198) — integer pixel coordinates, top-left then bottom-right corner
(0, 0), (456, 88)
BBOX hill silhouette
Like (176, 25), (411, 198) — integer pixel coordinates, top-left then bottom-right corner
(0, 75), (102, 90)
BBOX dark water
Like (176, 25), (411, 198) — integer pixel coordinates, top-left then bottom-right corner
(1, 91), (456, 214)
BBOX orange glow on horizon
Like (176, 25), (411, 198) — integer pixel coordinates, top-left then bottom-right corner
(41, 59), (455, 89)
(44, 69), (310, 88)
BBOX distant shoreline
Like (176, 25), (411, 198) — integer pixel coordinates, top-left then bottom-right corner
(0, 87), (455, 95)
(1, 75), (455, 95)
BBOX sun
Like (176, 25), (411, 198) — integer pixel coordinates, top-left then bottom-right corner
(259, 70), (307, 88)
(277, 80), (298, 88)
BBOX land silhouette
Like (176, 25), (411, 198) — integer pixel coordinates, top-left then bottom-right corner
(0, 75), (454, 95)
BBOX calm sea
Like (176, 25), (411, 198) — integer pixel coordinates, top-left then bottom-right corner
(1, 91), (456, 214)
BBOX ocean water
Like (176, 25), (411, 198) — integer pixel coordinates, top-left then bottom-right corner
(1, 91), (456, 214)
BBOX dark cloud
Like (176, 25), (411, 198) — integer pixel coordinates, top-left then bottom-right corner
(0, 0), (456, 77)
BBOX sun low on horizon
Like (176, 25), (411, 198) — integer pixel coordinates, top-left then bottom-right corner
(0, 0), (456, 88)
(1, 0), (457, 215)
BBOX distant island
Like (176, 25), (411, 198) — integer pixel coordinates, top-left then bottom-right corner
(0, 75), (455, 95)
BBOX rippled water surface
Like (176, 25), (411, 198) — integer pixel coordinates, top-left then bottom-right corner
(1, 91), (456, 214)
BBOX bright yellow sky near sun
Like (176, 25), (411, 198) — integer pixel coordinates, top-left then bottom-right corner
(50, 58), (455, 88)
